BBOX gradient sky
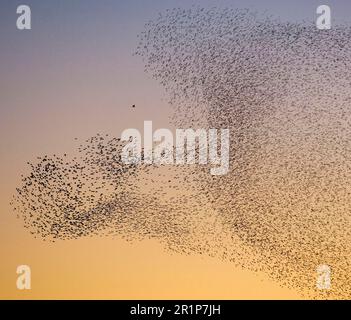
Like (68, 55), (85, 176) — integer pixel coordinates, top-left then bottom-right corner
(1, 0), (350, 299)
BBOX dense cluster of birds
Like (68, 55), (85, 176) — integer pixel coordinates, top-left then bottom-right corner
(12, 8), (351, 299)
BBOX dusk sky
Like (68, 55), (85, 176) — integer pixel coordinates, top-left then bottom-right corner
(1, 0), (350, 299)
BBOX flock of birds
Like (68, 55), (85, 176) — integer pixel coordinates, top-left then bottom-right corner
(12, 8), (351, 299)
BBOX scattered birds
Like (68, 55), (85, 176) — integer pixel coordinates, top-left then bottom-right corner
(11, 8), (351, 299)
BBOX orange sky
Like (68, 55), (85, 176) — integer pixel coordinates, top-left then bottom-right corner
(3, 0), (349, 299)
